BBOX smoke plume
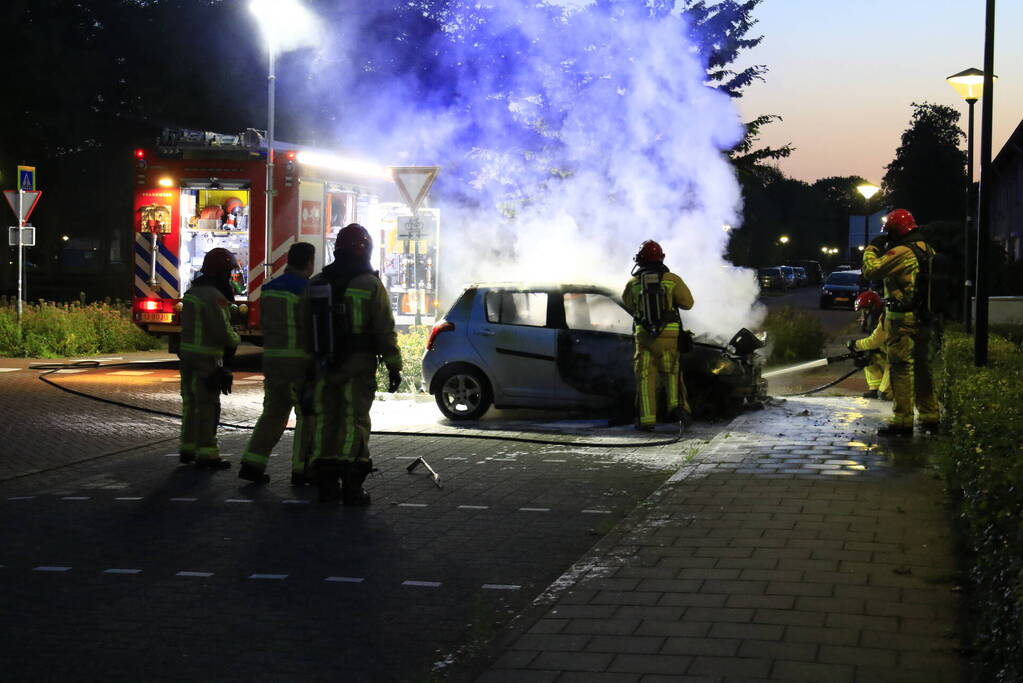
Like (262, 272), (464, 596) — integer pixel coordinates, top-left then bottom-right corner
(305, 0), (764, 340)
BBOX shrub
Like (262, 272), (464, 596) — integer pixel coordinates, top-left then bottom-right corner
(938, 331), (1023, 680)
(762, 306), (828, 364)
(375, 325), (429, 393)
(0, 298), (159, 358)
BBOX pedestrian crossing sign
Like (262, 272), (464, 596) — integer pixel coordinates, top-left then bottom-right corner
(17, 165), (35, 191)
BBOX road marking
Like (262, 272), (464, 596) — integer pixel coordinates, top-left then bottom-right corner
(325, 576), (365, 583)
(176, 571), (213, 578)
(170, 497), (197, 502)
(225, 498), (254, 504)
(490, 458), (517, 462)
(34, 566), (71, 572)
(543, 459), (567, 463)
(115, 496), (143, 501)
(249, 573), (287, 580)
(482, 584), (521, 591)
(519, 507), (550, 512)
(443, 457), (467, 461)
(104, 568), (142, 575)
(7, 496), (36, 501)
(458, 505), (489, 510)
(402, 580), (441, 588)
(108, 370), (153, 376)
(398, 503), (427, 508)
(62, 496), (90, 501)
(282, 499), (311, 505)
(0, 368), (20, 372)
(394, 456), (417, 460)
(163, 453), (181, 457)
(581, 509), (612, 514)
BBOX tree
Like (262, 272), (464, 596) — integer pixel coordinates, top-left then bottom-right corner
(882, 102), (967, 224)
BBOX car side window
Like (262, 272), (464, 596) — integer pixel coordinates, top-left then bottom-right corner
(564, 293), (633, 334)
(485, 291), (548, 327)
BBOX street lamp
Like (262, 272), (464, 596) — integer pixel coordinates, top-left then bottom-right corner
(856, 183), (880, 255)
(947, 67), (996, 333)
(249, 0), (319, 281)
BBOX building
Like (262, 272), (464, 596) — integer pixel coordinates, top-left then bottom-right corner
(846, 210), (886, 261)
(990, 117), (1023, 262)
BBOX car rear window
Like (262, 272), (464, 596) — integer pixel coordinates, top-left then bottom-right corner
(564, 292), (632, 334)
(485, 291), (548, 327)
(825, 273), (860, 286)
(759, 268), (780, 276)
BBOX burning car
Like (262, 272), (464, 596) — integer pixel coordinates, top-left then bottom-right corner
(421, 283), (767, 422)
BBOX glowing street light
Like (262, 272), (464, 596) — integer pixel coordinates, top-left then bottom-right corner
(947, 67), (996, 334)
(778, 235), (790, 244)
(61, 235), (70, 242)
(249, 0), (320, 280)
(856, 183), (880, 253)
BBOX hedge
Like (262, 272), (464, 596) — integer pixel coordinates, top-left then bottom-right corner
(375, 324), (429, 393)
(0, 298), (160, 358)
(762, 306), (828, 364)
(938, 330), (1023, 681)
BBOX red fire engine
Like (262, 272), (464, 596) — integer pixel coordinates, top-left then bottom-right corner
(131, 128), (441, 346)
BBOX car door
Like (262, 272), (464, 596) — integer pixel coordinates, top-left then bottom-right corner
(467, 289), (558, 402)
(555, 291), (635, 406)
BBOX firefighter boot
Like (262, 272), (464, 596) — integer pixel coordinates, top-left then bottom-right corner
(238, 463), (270, 484)
(316, 461), (342, 504)
(340, 459), (373, 507)
(877, 423), (913, 437)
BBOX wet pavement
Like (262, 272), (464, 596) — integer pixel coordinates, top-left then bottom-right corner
(477, 396), (963, 683)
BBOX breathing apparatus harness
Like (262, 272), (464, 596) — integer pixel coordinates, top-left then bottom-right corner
(631, 262), (681, 338)
(308, 259), (378, 366)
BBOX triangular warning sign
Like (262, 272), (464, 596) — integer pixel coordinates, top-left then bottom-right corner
(4, 190), (42, 224)
(391, 166), (439, 214)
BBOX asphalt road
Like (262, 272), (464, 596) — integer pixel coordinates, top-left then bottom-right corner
(0, 355), (719, 682)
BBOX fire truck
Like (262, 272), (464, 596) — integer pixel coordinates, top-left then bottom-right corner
(131, 128), (441, 347)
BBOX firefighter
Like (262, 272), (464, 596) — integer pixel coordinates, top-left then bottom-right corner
(849, 291), (891, 401)
(177, 248), (241, 468)
(307, 224), (402, 504)
(862, 209), (940, 436)
(622, 240), (695, 431)
(238, 242), (317, 485)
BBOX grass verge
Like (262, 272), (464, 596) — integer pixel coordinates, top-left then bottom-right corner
(762, 306), (828, 364)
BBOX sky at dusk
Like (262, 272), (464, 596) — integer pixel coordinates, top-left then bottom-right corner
(735, 0), (1023, 185)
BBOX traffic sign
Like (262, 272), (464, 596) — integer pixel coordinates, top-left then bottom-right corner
(9, 226), (36, 247)
(17, 165), (36, 191)
(391, 166), (439, 214)
(397, 213), (437, 241)
(4, 190), (42, 224)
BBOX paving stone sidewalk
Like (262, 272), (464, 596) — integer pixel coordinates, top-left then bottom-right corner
(479, 396), (963, 683)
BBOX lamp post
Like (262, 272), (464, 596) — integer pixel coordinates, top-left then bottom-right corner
(974, 0), (997, 366)
(947, 67), (996, 334)
(856, 183), (880, 257)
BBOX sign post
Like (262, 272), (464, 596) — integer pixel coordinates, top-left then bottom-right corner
(390, 167), (439, 326)
(4, 185), (42, 327)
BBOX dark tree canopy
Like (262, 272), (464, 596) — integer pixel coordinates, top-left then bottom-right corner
(882, 102), (967, 224)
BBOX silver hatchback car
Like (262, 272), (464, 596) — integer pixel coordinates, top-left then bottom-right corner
(422, 283), (766, 421)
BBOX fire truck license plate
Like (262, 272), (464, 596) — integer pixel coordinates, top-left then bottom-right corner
(140, 312), (174, 324)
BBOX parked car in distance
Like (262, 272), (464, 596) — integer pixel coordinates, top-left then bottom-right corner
(793, 260), (824, 285)
(820, 269), (865, 309)
(758, 267), (788, 291)
(778, 265), (798, 289)
(422, 283), (767, 422)
(790, 266), (809, 287)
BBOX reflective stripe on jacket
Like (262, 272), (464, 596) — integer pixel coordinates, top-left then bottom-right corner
(260, 267), (311, 360)
(622, 270), (694, 338)
(861, 238), (930, 319)
(179, 283), (240, 360)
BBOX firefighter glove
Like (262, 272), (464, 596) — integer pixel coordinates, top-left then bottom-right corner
(387, 367), (402, 393)
(846, 339), (859, 354)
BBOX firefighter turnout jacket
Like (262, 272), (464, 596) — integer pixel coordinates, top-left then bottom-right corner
(862, 236), (939, 428)
(177, 277), (240, 463)
(241, 266), (314, 476)
(622, 267), (695, 426)
(308, 257), (402, 469)
(853, 311), (890, 397)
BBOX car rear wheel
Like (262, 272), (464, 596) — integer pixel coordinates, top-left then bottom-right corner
(435, 367), (493, 420)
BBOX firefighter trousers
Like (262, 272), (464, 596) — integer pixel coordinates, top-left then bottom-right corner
(241, 362), (313, 475)
(311, 361), (377, 468)
(884, 316), (939, 427)
(179, 359), (223, 463)
(863, 350), (891, 396)
(634, 334), (690, 426)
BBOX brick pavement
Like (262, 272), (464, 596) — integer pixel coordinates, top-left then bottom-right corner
(478, 396), (964, 683)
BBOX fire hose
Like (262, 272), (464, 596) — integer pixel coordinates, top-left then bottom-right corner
(762, 351), (868, 397)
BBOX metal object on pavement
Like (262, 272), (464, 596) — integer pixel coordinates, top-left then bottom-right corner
(406, 456), (442, 488)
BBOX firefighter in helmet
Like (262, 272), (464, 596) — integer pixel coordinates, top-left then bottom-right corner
(848, 290), (891, 401)
(306, 224), (402, 504)
(177, 247), (241, 468)
(239, 242), (317, 485)
(861, 209), (940, 436)
(622, 240), (695, 431)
